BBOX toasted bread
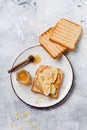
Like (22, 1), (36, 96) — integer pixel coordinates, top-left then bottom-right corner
(31, 65), (64, 98)
(39, 28), (66, 59)
(50, 19), (82, 50)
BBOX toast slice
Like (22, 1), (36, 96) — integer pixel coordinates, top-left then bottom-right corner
(31, 65), (64, 98)
(50, 19), (82, 50)
(39, 27), (66, 59)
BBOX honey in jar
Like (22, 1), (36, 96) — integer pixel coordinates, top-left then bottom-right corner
(16, 70), (31, 86)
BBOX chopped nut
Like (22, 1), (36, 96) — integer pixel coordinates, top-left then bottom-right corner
(10, 121), (14, 128)
(16, 112), (20, 120)
(37, 120), (41, 125)
(22, 111), (30, 117)
(17, 126), (23, 130)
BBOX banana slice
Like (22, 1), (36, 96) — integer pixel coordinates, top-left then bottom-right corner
(38, 73), (45, 85)
(42, 83), (51, 96)
(38, 67), (58, 84)
(50, 67), (58, 83)
(45, 75), (53, 83)
(44, 68), (53, 83)
(50, 84), (56, 94)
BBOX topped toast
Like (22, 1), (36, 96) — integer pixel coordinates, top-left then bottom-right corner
(31, 65), (64, 98)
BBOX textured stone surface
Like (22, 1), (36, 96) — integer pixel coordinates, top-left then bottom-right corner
(0, 0), (87, 130)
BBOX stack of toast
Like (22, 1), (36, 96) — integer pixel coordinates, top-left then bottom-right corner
(39, 18), (82, 58)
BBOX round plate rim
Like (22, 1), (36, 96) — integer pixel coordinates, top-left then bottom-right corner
(10, 45), (74, 108)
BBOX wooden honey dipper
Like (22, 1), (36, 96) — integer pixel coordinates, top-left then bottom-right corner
(8, 55), (34, 73)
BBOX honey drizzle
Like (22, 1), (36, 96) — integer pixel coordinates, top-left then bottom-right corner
(33, 55), (41, 65)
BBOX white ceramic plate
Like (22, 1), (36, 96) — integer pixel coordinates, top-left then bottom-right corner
(10, 45), (73, 108)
